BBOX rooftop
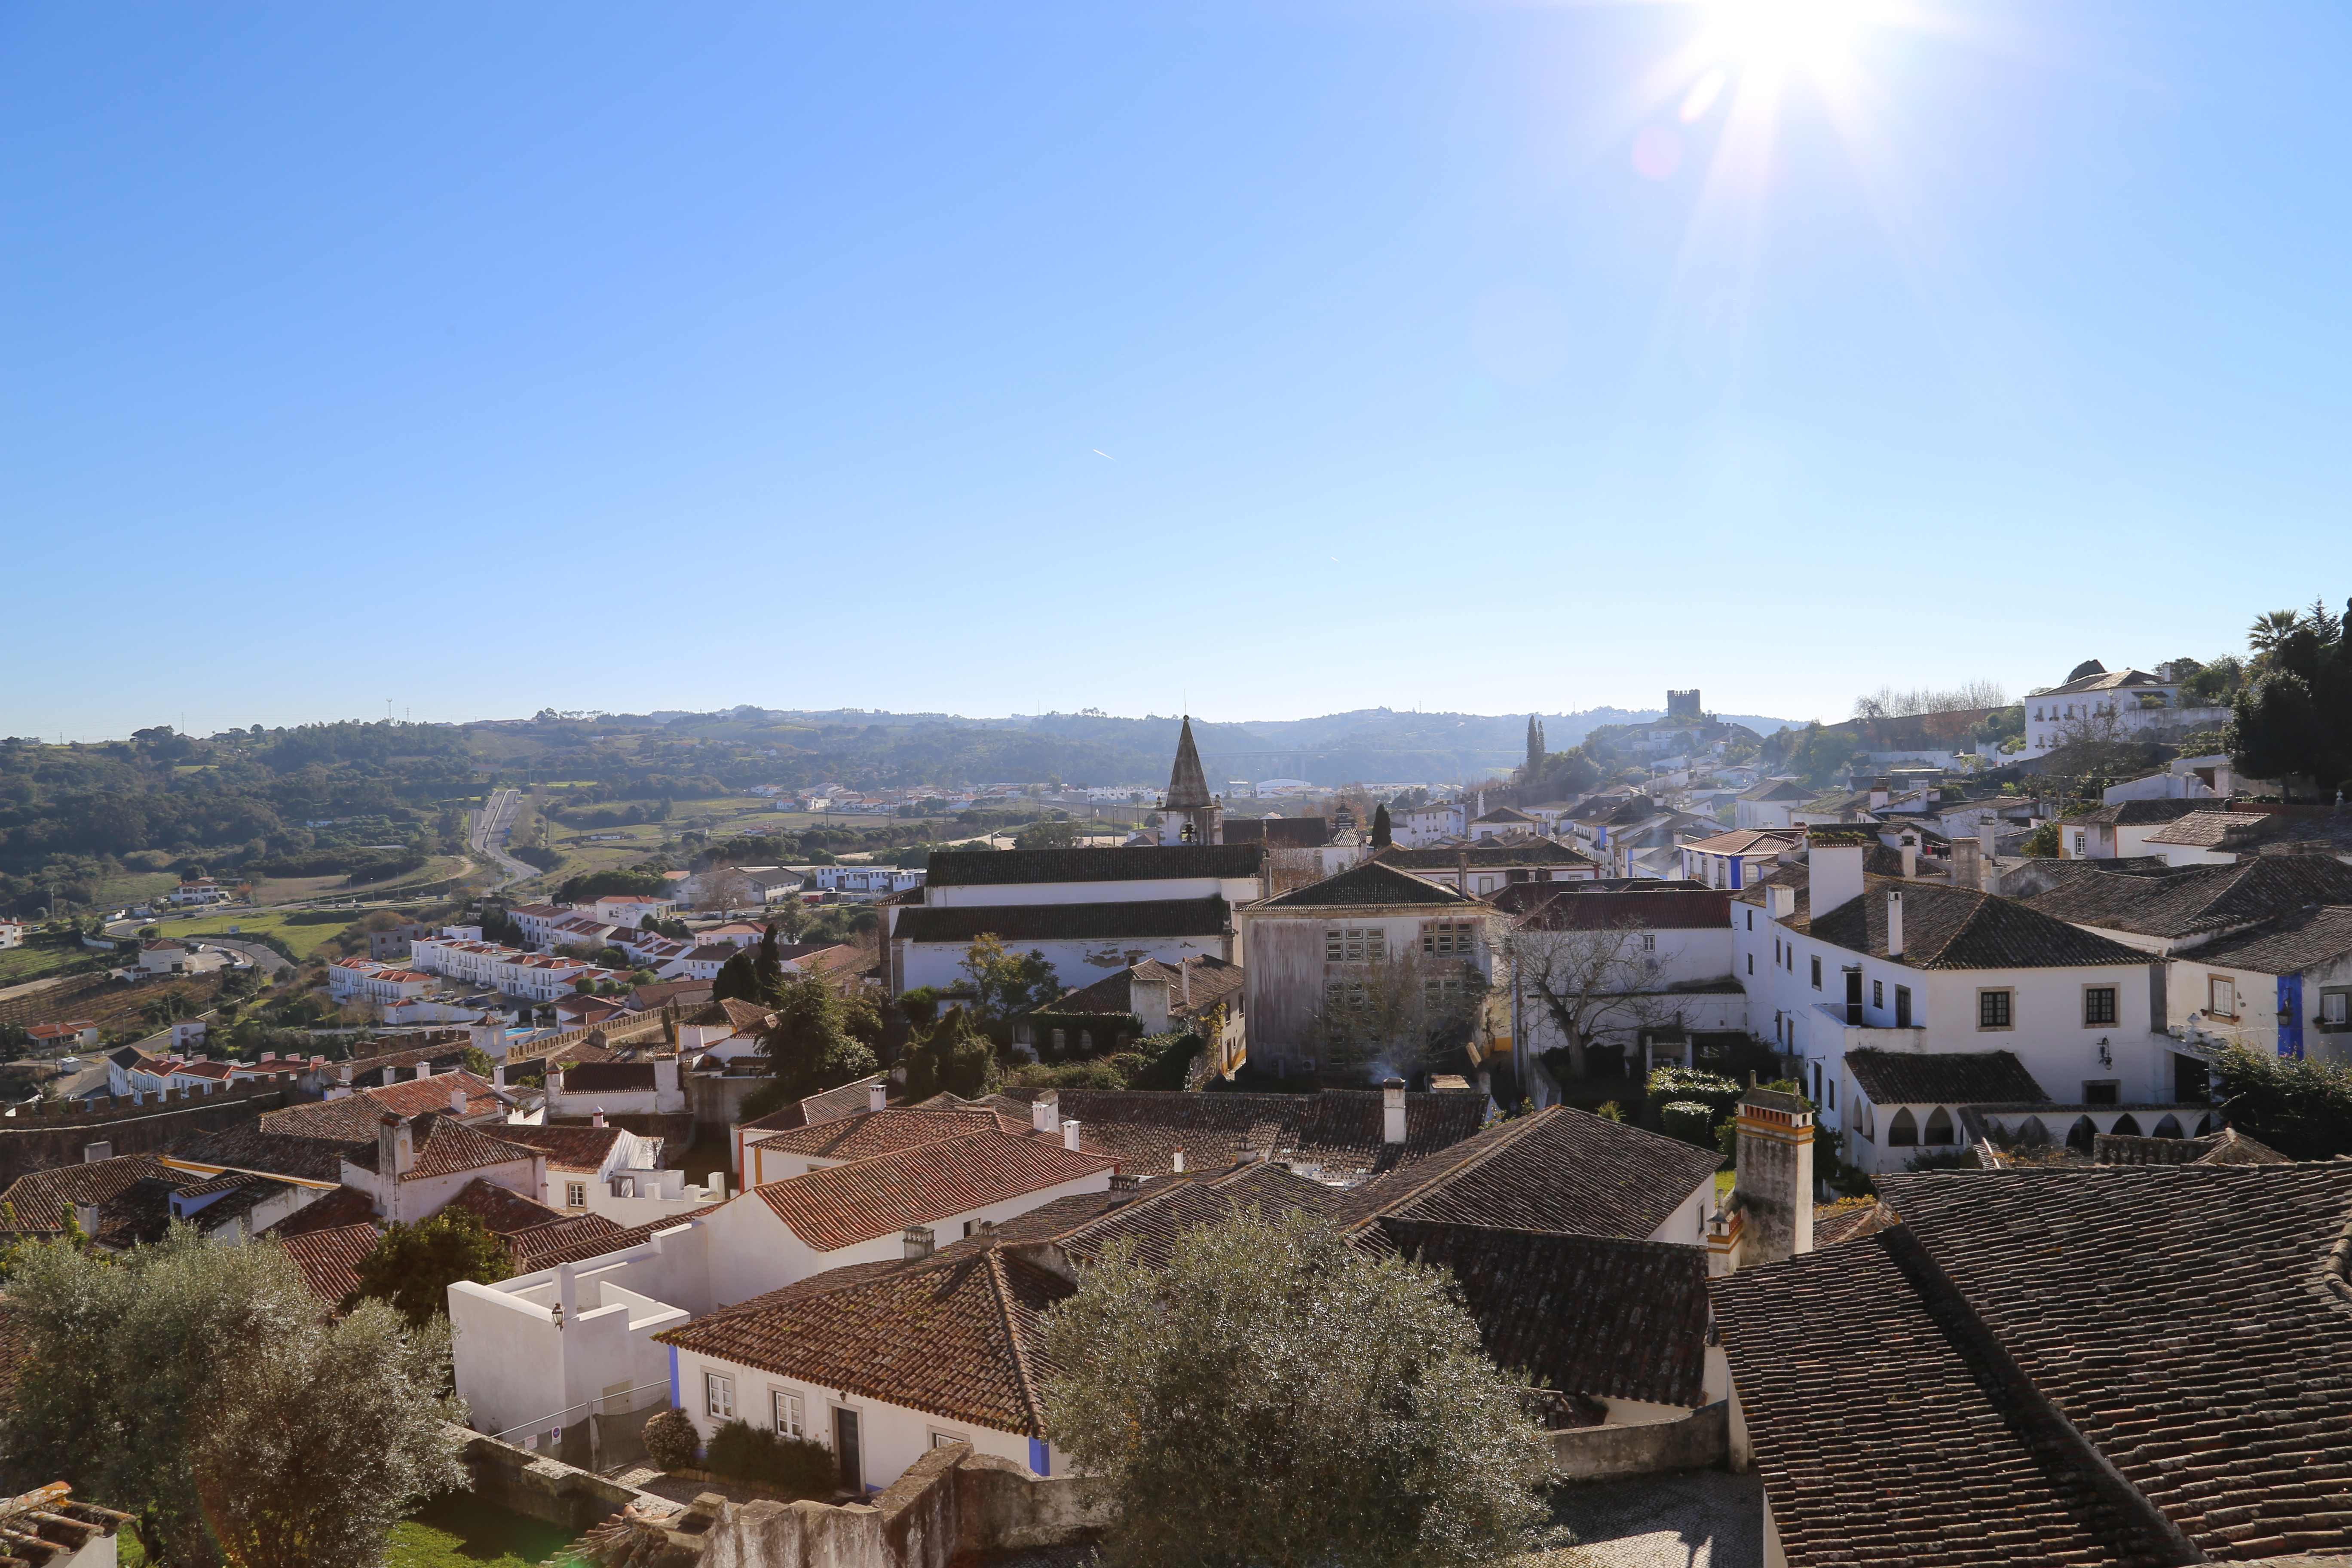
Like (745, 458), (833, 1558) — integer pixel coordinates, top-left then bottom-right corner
(1023, 956), (1246, 1020)
(996, 1085), (1490, 1179)
(894, 896), (1232, 946)
(753, 1127), (1114, 1253)
(2020, 854), (2352, 941)
(1256, 858), (1477, 910)
(923, 843), (1264, 888)
(1793, 873), (2154, 971)
(1844, 1049), (2049, 1107)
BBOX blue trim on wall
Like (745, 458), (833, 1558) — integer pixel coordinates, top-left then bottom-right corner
(1029, 1438), (1051, 1476)
(1730, 857), (1744, 890)
(2281, 975), (2306, 1059)
(668, 1345), (681, 1409)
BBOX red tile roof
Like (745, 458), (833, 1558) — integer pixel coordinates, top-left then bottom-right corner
(0, 1155), (173, 1235)
(261, 1185), (381, 1237)
(490, 1123), (628, 1173)
(754, 1129), (1112, 1253)
(344, 1117), (539, 1182)
(750, 1107), (1012, 1163)
(278, 1221), (383, 1305)
(657, 1246), (1069, 1437)
(441, 1176), (568, 1236)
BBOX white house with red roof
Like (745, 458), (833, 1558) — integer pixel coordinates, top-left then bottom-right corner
(328, 957), (440, 1007)
(126, 1056), (239, 1095)
(593, 894), (677, 926)
(27, 1021), (99, 1054)
(0, 918), (24, 951)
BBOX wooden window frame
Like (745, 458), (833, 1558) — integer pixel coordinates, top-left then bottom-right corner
(2082, 985), (2118, 1027)
(1977, 989), (2014, 1031)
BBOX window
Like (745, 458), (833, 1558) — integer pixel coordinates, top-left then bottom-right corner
(1810, 956), (1822, 990)
(930, 1430), (970, 1449)
(705, 1371), (735, 1421)
(2082, 1081), (2120, 1106)
(1894, 985), (1912, 1027)
(1422, 922), (1474, 956)
(2325, 992), (2350, 1026)
(1746, 910), (1754, 931)
(1747, 953), (1755, 976)
(1922, 1108), (1955, 1145)
(1424, 975), (1467, 1009)
(1638, 933), (1656, 951)
(1872, 980), (1884, 1010)
(2083, 986), (2117, 1026)
(1886, 1108), (1918, 1146)
(773, 1390), (804, 1439)
(565, 1182), (586, 1208)
(2208, 976), (2237, 1019)
(1325, 927), (1381, 962)
(1978, 989), (2013, 1030)
(2070, 831), (2087, 858)
(1773, 938), (1781, 964)
(1323, 979), (1371, 1011)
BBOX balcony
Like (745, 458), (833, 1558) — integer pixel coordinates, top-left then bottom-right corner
(1812, 1002), (1928, 1054)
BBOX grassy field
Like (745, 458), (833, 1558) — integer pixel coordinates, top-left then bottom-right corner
(162, 909), (360, 961)
(243, 854), (472, 907)
(0, 943), (106, 987)
(385, 1494), (575, 1568)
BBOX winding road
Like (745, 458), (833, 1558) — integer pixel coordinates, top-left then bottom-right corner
(470, 788), (541, 890)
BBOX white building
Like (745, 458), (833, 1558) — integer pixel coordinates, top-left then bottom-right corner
(1394, 800), (1467, 847)
(2019, 664), (2231, 760)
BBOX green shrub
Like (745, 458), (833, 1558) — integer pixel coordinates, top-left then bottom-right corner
(1660, 1101), (1715, 1146)
(642, 1407), (699, 1471)
(1594, 1101), (1626, 1123)
(702, 1419), (837, 1498)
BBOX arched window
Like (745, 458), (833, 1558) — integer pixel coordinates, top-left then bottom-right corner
(2194, 1114), (2215, 1136)
(2112, 1113), (2143, 1136)
(1886, 1108), (1918, 1147)
(2066, 1115), (2096, 1152)
(2153, 1114), (2183, 1139)
(1078, 1031), (1093, 1052)
(2017, 1116), (2050, 1148)
(1923, 1107), (1955, 1146)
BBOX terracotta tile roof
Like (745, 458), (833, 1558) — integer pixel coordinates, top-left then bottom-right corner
(657, 1245), (1070, 1436)
(753, 1129), (1112, 1253)
(1797, 873), (2152, 970)
(958, 1163), (1335, 1272)
(2021, 855), (2352, 941)
(627, 979), (714, 1011)
(688, 998), (778, 1030)
(1258, 859), (1476, 909)
(489, 1123), (628, 1173)
(996, 1087), (1490, 1180)
(172, 1124), (355, 1184)
(2141, 809), (2273, 848)
(560, 1062), (659, 1094)
(924, 844), (1264, 888)
(1513, 886), (1732, 932)
(1376, 1219), (1711, 1409)
(894, 897), (1231, 946)
(1024, 956), (1246, 1020)
(512, 1206), (719, 1272)
(735, 1074), (890, 1136)
(2072, 798), (2226, 828)
(1845, 1049), (2049, 1108)
(1714, 1165), (2352, 1566)
(2168, 904), (2352, 975)
(345, 1116), (538, 1182)
(1373, 841), (1600, 871)
(441, 1176), (568, 1235)
(2095, 1127), (2291, 1167)
(751, 1107), (1011, 1162)
(1810, 1196), (1894, 1246)
(1676, 828), (1804, 855)
(262, 1073), (505, 1139)
(278, 1220), (383, 1305)
(261, 1185), (381, 1237)
(1329, 1106), (1721, 1239)
(0, 1155), (172, 1234)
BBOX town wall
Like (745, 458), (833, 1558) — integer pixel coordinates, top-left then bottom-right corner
(1550, 1401), (1730, 1481)
(0, 1075), (297, 1185)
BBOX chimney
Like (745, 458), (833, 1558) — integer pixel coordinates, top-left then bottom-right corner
(1953, 837), (1981, 889)
(1061, 1118), (1081, 1152)
(1382, 1078), (1407, 1145)
(493, 1063), (507, 1088)
(1172, 1148), (1185, 1173)
(867, 1080), (888, 1114)
(1731, 1086), (1815, 1266)
(1766, 884), (1796, 920)
(1109, 1172), (1142, 1193)
(1457, 844), (1470, 893)
(1897, 833), (1918, 881)
(1978, 818), (1997, 886)
(1886, 891), (1904, 959)
(83, 1141), (112, 1163)
(1869, 777), (1890, 810)
(73, 1201), (98, 1238)
(449, 1087), (468, 1115)
(415, 1063), (432, 1081)
(903, 1225), (935, 1260)
(1808, 838), (1866, 916)
(591, 1109), (606, 1128)
(1032, 1090), (1060, 1136)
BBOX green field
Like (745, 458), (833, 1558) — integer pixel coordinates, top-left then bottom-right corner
(0, 943), (104, 987)
(162, 909), (363, 961)
(386, 1494), (574, 1568)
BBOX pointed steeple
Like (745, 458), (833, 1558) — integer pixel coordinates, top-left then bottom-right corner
(1165, 716), (1213, 810)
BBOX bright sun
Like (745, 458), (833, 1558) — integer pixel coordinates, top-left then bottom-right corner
(1700, 0), (1875, 75)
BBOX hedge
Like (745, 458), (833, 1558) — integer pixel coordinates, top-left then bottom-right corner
(1645, 1066), (1743, 1124)
(1660, 1101), (1717, 1147)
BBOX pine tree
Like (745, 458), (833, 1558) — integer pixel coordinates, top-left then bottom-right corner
(1370, 803), (1393, 847)
(1523, 717), (1545, 784)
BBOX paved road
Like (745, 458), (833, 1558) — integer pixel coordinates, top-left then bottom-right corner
(470, 788), (539, 890)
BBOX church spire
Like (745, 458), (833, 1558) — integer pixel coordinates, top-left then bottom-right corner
(1164, 716), (1213, 810)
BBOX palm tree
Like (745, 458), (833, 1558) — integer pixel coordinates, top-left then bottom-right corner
(2248, 609), (2303, 660)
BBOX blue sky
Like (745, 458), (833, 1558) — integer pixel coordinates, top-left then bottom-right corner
(5, 0), (2349, 741)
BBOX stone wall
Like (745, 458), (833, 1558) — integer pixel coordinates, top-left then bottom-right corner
(0, 1075), (297, 1185)
(456, 1428), (675, 1534)
(1550, 1401), (1729, 1482)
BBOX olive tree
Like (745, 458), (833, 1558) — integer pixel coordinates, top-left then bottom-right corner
(1040, 1209), (1551, 1568)
(0, 1229), (465, 1568)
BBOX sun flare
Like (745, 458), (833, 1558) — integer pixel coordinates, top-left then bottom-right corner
(1700, 0), (1877, 77)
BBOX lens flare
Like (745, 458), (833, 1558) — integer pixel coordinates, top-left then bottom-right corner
(1702, 0), (1874, 74)
(1679, 68), (1727, 123)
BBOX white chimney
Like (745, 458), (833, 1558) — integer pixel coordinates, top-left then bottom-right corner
(1382, 1078), (1407, 1145)
(1886, 892), (1904, 960)
(1766, 884), (1796, 920)
(1032, 1091), (1060, 1136)
(1172, 1148), (1185, 1173)
(903, 1225), (935, 1260)
(415, 1063), (432, 1081)
(1898, 833), (1918, 881)
(493, 1063), (507, 1088)
(449, 1087), (468, 1115)
(83, 1141), (112, 1164)
(591, 1110), (607, 1129)
(867, 1080), (888, 1114)
(1808, 839), (1866, 916)
(73, 1201), (98, 1237)
(1061, 1118), (1081, 1152)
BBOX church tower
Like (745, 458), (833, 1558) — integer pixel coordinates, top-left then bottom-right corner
(1157, 716), (1222, 845)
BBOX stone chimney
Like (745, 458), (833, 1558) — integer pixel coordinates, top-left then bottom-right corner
(1732, 1087), (1814, 1266)
(1953, 836), (1981, 890)
(1061, 1118), (1081, 1152)
(1886, 892), (1904, 960)
(867, 1080), (887, 1114)
(378, 1113), (415, 1177)
(1807, 836), (1866, 916)
(1382, 1078), (1407, 1145)
(1978, 818), (1998, 888)
(903, 1225), (935, 1260)
(1031, 1090), (1060, 1136)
